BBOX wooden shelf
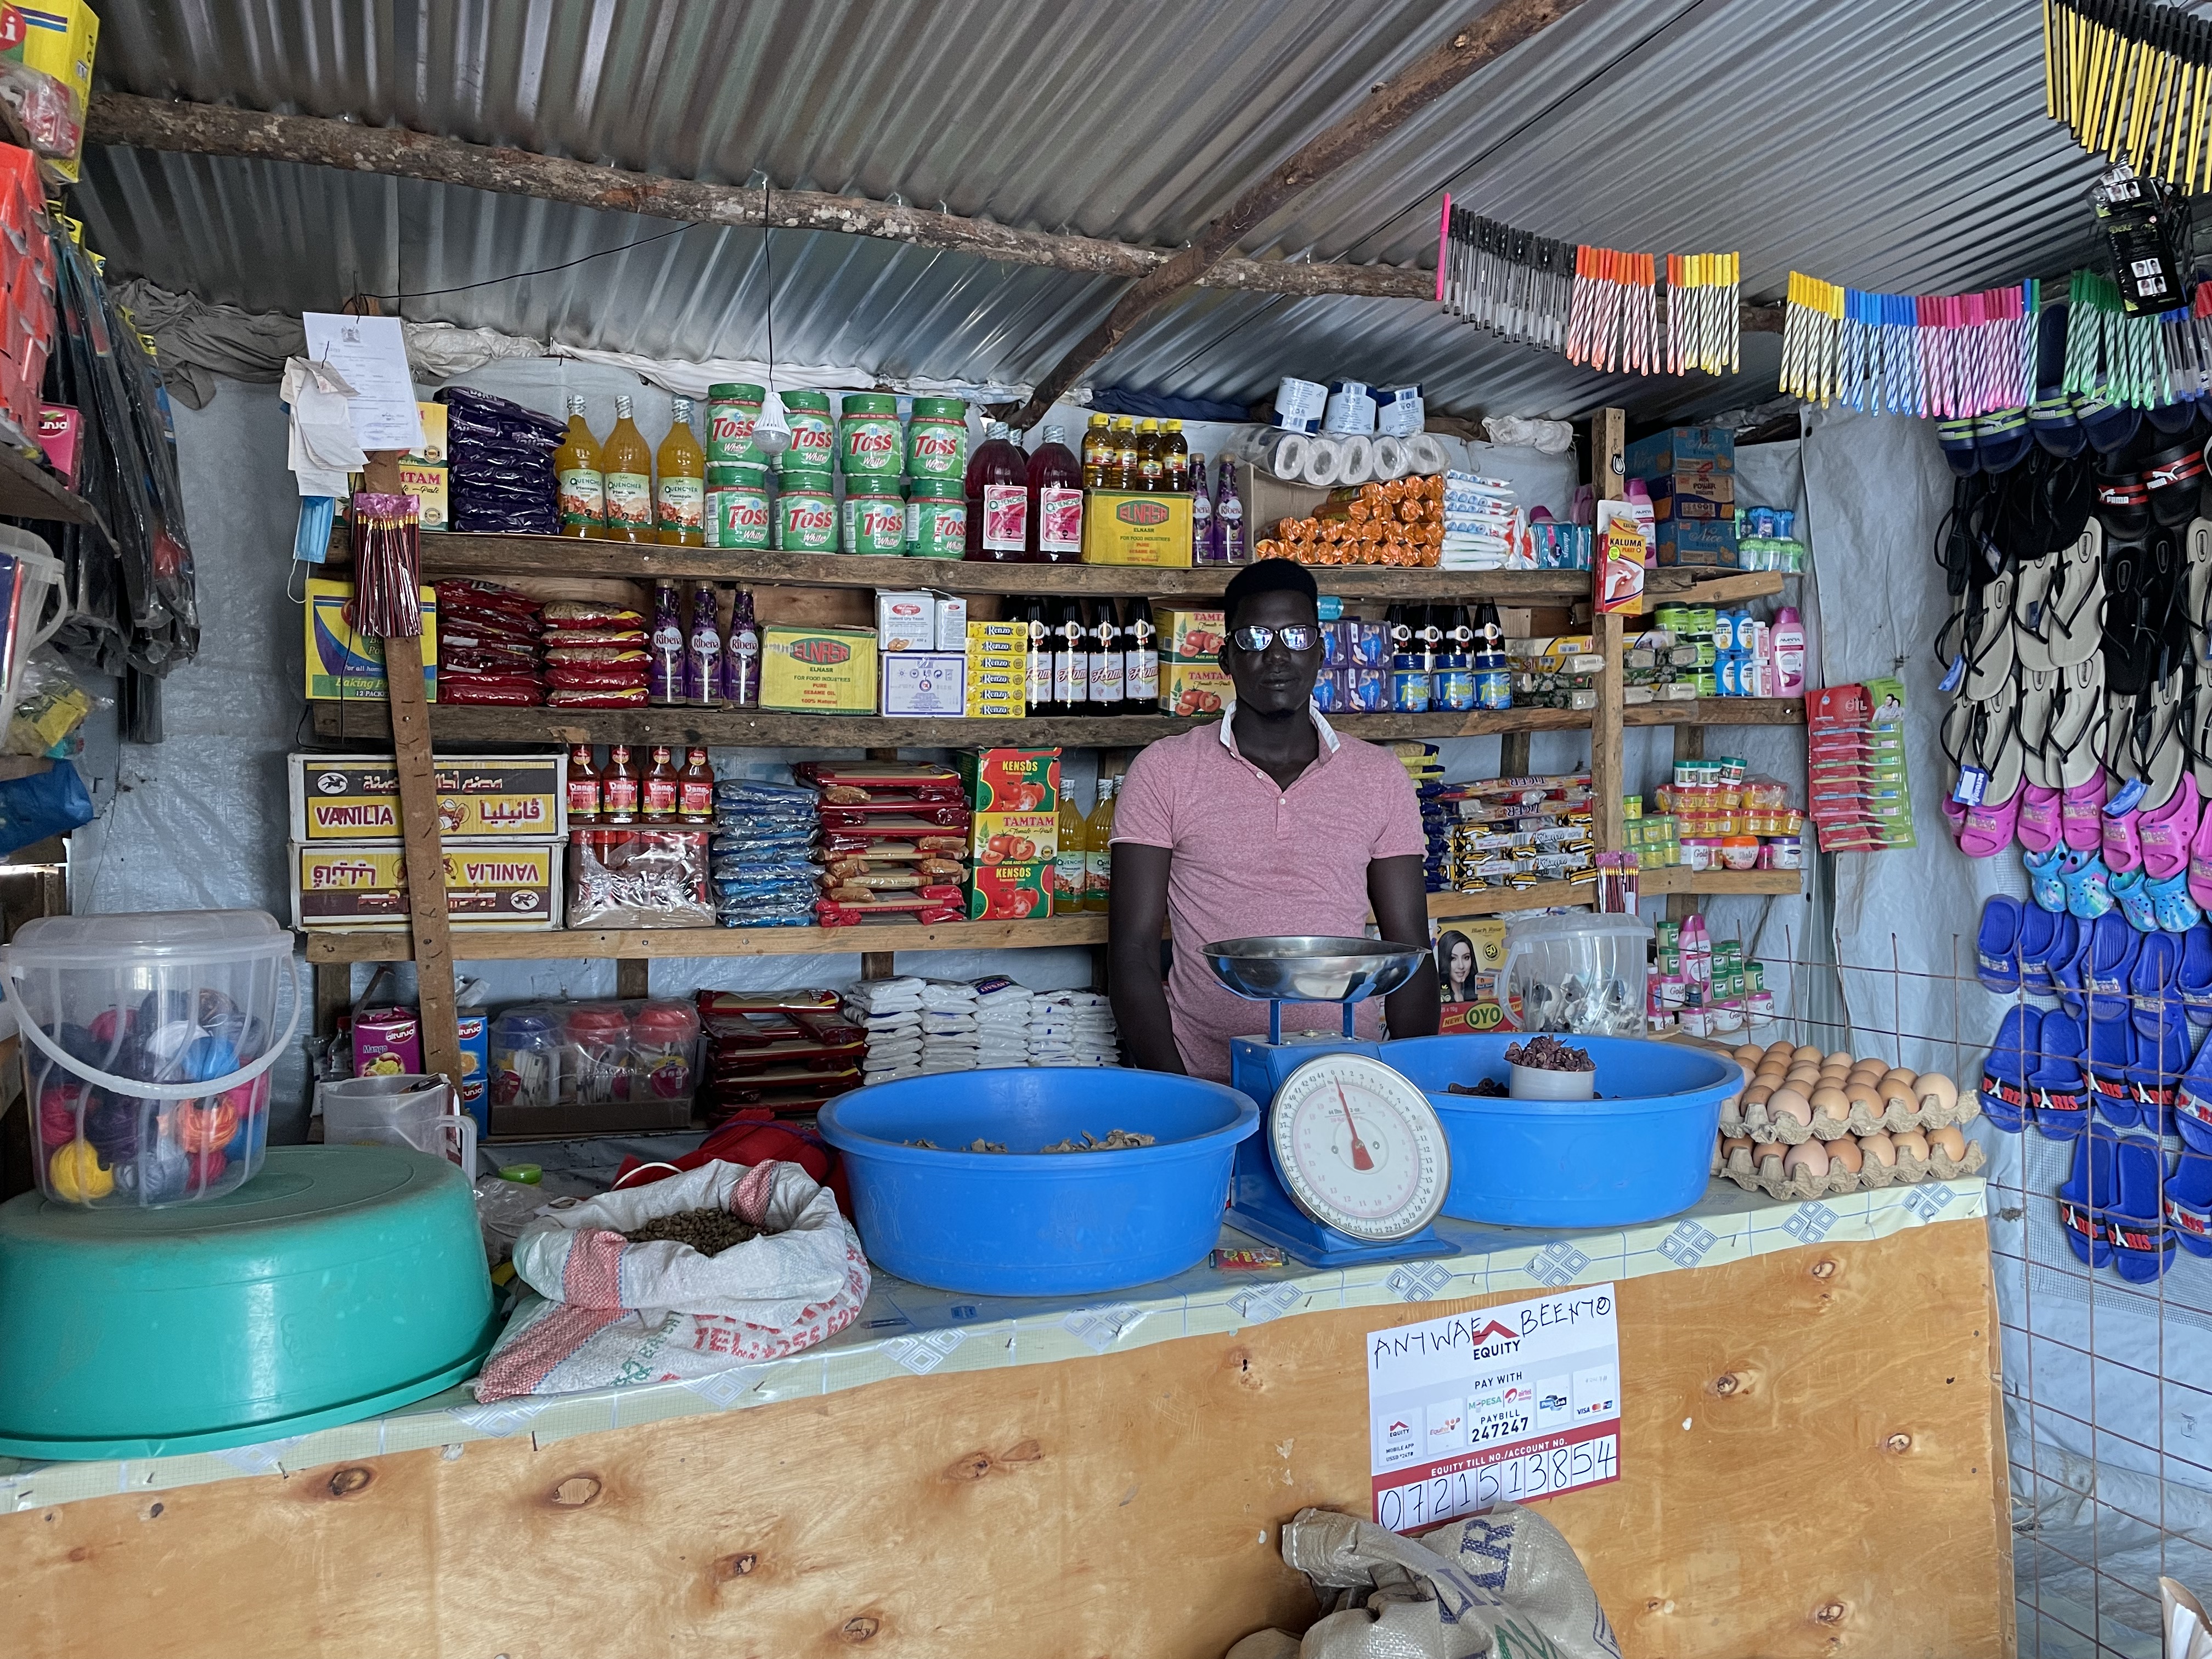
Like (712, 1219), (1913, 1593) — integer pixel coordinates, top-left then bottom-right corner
(0, 444), (98, 527)
(416, 530), (1782, 606)
(1639, 867), (1804, 897)
(308, 697), (1803, 749)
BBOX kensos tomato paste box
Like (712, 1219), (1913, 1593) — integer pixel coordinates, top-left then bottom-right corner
(956, 747), (1059, 868)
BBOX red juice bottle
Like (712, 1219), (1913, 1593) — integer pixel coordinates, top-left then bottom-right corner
(1026, 424), (1084, 563)
(966, 421), (1030, 561)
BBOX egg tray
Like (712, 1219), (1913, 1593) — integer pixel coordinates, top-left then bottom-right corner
(1719, 1088), (1982, 1146)
(1716, 1139), (1985, 1200)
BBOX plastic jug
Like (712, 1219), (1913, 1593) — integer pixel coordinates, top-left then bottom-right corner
(1496, 913), (1654, 1037)
(319, 1074), (478, 1173)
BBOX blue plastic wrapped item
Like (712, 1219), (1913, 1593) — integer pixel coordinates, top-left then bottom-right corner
(714, 780), (820, 810)
(711, 858), (825, 883)
(0, 760), (92, 857)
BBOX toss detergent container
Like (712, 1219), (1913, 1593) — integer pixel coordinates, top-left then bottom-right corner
(3, 909), (301, 1207)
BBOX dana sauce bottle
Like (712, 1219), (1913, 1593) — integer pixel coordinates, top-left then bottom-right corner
(966, 421), (1029, 561)
(678, 747), (714, 823)
(565, 744), (600, 825)
(1027, 424), (1083, 563)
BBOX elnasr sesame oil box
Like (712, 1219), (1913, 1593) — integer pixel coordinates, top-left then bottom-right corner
(1081, 491), (1193, 566)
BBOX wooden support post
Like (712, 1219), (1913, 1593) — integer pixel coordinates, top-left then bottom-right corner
(614, 959), (650, 999)
(312, 961), (352, 1037)
(860, 952), (896, 983)
(363, 448), (464, 1085)
(1498, 732), (1532, 778)
(1587, 409), (1628, 857)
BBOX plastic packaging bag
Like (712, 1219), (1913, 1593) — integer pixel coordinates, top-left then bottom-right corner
(0, 760), (92, 855)
(474, 1158), (870, 1399)
(5, 649), (108, 756)
(436, 387), (565, 535)
(568, 829), (714, 928)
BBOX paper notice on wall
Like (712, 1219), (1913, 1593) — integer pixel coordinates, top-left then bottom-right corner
(1368, 1284), (1620, 1533)
(301, 313), (424, 455)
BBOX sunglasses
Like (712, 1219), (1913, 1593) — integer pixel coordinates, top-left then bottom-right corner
(1229, 623), (1322, 652)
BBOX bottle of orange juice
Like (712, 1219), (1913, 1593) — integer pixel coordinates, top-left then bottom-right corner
(601, 394), (654, 543)
(1054, 785), (1088, 917)
(656, 396), (706, 546)
(555, 394), (605, 538)
(1083, 775), (1118, 912)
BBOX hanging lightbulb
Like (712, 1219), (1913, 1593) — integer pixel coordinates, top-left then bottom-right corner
(750, 178), (791, 457)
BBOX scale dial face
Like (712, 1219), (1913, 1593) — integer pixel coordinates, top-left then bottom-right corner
(1269, 1052), (1449, 1241)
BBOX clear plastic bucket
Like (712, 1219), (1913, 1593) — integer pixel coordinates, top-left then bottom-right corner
(1497, 913), (1652, 1037)
(3, 909), (301, 1207)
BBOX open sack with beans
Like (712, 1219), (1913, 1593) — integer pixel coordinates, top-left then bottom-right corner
(473, 1159), (869, 1401)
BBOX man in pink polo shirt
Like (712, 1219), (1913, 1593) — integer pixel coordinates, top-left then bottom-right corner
(1108, 558), (1437, 1082)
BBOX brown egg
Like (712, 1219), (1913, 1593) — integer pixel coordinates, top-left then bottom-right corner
(1784, 1065), (1822, 1090)
(1784, 1140), (1830, 1181)
(1892, 1128), (1931, 1161)
(1741, 1082), (1774, 1109)
(1808, 1085), (1853, 1122)
(1764, 1040), (1795, 1060)
(1916, 1073), (1960, 1114)
(1846, 1084), (1881, 1116)
(1879, 1070), (1917, 1111)
(1722, 1136), (1753, 1158)
(1733, 1044), (1764, 1066)
(1753, 1142), (1786, 1175)
(1826, 1136), (1865, 1174)
(1824, 1049), (1854, 1070)
(1818, 1065), (1850, 1086)
(1859, 1131), (1898, 1166)
(1754, 1063), (1788, 1086)
(1926, 1124), (1968, 1163)
(1767, 1087), (1814, 1126)
(1792, 1044), (1822, 1064)
(1846, 1064), (1886, 1088)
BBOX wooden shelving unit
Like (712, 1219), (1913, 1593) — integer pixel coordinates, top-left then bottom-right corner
(0, 444), (99, 527)
(315, 410), (1808, 1042)
(309, 696), (1805, 749)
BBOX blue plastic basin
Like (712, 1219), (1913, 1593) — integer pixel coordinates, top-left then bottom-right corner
(817, 1068), (1260, 1295)
(1384, 1035), (1737, 1228)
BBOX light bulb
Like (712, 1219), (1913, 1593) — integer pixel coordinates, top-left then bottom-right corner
(751, 388), (792, 457)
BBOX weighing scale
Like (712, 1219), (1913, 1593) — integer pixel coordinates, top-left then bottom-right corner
(1207, 936), (1456, 1268)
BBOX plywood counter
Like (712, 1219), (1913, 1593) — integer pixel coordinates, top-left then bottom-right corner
(3, 1177), (2008, 1659)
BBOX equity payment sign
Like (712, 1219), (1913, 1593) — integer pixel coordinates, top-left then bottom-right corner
(1367, 1284), (1620, 1532)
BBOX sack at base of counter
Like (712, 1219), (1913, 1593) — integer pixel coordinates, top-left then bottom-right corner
(473, 1158), (870, 1401)
(1227, 1503), (1620, 1659)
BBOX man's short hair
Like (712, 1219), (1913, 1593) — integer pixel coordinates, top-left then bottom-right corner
(1222, 557), (1319, 630)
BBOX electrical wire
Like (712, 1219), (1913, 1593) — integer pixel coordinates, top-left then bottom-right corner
(367, 221), (702, 303)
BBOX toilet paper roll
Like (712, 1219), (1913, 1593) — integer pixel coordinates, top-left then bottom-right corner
(1407, 432), (1449, 474)
(1335, 435), (1374, 485)
(1301, 437), (1342, 487)
(1372, 436), (1409, 480)
(1264, 433), (1311, 481)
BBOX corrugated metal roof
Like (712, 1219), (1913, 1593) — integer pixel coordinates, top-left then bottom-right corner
(72, 0), (2115, 418)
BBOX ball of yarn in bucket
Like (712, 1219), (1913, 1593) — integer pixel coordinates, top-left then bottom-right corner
(178, 1100), (239, 1155)
(116, 1142), (189, 1204)
(48, 1138), (113, 1203)
(36, 1084), (84, 1147)
(83, 1096), (143, 1161)
(187, 1148), (229, 1194)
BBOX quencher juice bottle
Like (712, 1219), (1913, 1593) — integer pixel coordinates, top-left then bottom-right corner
(1083, 776), (1118, 912)
(1054, 787), (1088, 915)
(601, 396), (654, 543)
(556, 395), (605, 537)
(655, 396), (706, 546)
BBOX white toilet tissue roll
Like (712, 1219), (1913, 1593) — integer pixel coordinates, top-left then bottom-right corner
(1335, 435), (1374, 485)
(1266, 433), (1310, 480)
(1407, 432), (1449, 474)
(1372, 436), (1409, 480)
(1301, 437), (1342, 487)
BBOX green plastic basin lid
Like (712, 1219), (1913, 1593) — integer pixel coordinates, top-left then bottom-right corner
(910, 396), (966, 420)
(842, 392), (899, 416)
(708, 382), (765, 403)
(780, 390), (832, 413)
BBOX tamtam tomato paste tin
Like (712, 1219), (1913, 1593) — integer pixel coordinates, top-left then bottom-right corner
(906, 476), (965, 558)
(776, 472), (837, 551)
(906, 396), (967, 480)
(707, 382), (765, 465)
(777, 390), (836, 474)
(707, 463), (770, 549)
(843, 482), (907, 554)
(840, 393), (902, 478)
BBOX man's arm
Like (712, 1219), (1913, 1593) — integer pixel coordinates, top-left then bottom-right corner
(1369, 852), (1440, 1040)
(1109, 842), (1186, 1073)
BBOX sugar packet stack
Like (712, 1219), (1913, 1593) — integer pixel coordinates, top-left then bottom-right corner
(1440, 472), (1522, 571)
(845, 975), (926, 1084)
(1029, 989), (1119, 1066)
(918, 979), (981, 1075)
(972, 975), (1035, 1069)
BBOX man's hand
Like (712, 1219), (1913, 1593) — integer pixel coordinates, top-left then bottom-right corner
(1369, 854), (1440, 1039)
(1109, 842), (1186, 1073)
